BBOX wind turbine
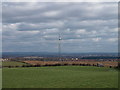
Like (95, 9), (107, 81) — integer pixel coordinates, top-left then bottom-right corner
(58, 33), (62, 61)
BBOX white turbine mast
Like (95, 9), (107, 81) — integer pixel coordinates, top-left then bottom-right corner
(58, 33), (62, 61)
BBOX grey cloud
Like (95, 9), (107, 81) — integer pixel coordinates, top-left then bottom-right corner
(2, 2), (118, 52)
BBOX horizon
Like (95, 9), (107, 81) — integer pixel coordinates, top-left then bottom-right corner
(2, 52), (118, 54)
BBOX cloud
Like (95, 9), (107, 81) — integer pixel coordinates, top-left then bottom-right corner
(92, 38), (102, 42)
(2, 2), (118, 52)
(107, 38), (118, 42)
(76, 29), (87, 34)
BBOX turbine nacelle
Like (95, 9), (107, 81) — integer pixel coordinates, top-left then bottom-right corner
(59, 37), (62, 40)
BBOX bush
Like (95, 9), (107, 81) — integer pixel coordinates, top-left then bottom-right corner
(22, 65), (26, 67)
(15, 66), (19, 68)
(118, 62), (120, 68)
(64, 63), (68, 66)
(8, 66), (11, 68)
(109, 66), (112, 68)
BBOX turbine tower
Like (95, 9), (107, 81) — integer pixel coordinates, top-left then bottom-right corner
(58, 33), (62, 61)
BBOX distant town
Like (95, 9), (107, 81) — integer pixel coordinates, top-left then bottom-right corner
(1, 52), (119, 68)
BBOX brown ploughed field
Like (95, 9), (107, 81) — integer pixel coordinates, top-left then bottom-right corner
(23, 60), (118, 67)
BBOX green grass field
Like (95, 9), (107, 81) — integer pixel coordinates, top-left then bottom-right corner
(2, 66), (118, 88)
(2, 61), (29, 67)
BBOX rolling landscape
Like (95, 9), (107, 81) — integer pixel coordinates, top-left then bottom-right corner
(1, 52), (119, 88)
(2, 1), (119, 89)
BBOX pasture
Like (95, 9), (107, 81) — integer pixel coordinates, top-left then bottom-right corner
(2, 61), (29, 67)
(2, 66), (118, 88)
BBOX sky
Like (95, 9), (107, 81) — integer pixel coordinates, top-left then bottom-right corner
(2, 2), (118, 53)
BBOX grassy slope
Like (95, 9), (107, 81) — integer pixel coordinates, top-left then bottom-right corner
(2, 61), (28, 67)
(2, 66), (118, 88)
(0, 69), (1, 89)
